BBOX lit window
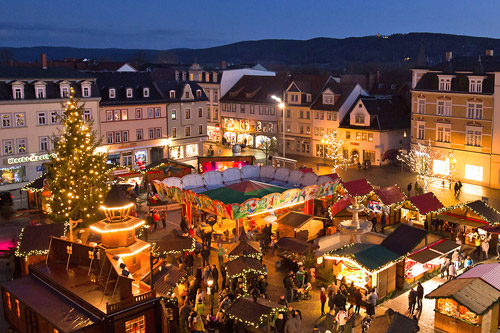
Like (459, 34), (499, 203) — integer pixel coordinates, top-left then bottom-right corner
(185, 91), (190, 99)
(109, 89), (116, 98)
(172, 128), (177, 138)
(49, 111), (59, 124)
(169, 90), (175, 98)
(465, 164), (483, 181)
(185, 109), (191, 120)
(6, 292), (11, 311)
(15, 299), (20, 318)
(121, 110), (128, 121)
(171, 110), (177, 120)
(136, 109), (142, 119)
(466, 129), (482, 147)
(196, 90), (202, 98)
(125, 315), (145, 333)
(3, 140), (13, 155)
(436, 126), (451, 143)
(320, 112), (324, 120)
(17, 138), (27, 154)
(1, 114), (11, 128)
(346, 131), (351, 139)
(106, 110), (113, 121)
(356, 132), (361, 141)
(185, 126), (191, 137)
(14, 113), (25, 127)
(199, 125), (203, 135)
(368, 133), (373, 142)
(114, 110), (120, 121)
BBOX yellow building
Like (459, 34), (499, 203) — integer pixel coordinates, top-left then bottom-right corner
(411, 52), (500, 188)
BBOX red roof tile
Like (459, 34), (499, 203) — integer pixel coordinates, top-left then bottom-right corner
(342, 179), (373, 197)
(408, 192), (444, 215)
(373, 186), (407, 206)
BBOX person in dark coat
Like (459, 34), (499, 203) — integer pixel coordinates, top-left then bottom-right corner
(354, 288), (363, 314)
(179, 300), (191, 333)
(323, 309), (335, 332)
(195, 265), (202, 281)
(333, 290), (347, 312)
(416, 282), (424, 310)
(283, 271), (295, 303)
(380, 213), (387, 233)
(211, 264), (219, 292)
(408, 288), (417, 315)
(220, 265), (227, 289)
(201, 246), (210, 267)
(184, 252), (194, 276)
(407, 182), (412, 196)
(371, 215), (378, 232)
(180, 216), (189, 234)
(275, 313), (286, 333)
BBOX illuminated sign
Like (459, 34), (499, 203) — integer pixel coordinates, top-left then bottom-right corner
(8, 153), (57, 165)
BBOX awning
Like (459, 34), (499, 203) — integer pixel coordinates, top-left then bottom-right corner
(372, 185), (407, 206)
(342, 179), (373, 197)
(407, 248), (442, 264)
(407, 192), (444, 215)
(430, 239), (460, 255)
(479, 225), (500, 234)
(437, 213), (487, 228)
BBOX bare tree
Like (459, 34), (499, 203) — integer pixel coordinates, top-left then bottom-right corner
(257, 137), (278, 165)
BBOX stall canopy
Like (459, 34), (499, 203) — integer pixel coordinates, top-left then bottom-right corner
(436, 213), (486, 228)
(15, 223), (65, 257)
(225, 257), (265, 278)
(430, 239), (460, 255)
(407, 248), (442, 264)
(329, 195), (352, 217)
(22, 173), (48, 192)
(464, 200), (500, 225)
(426, 278), (500, 315)
(405, 192), (444, 215)
(275, 237), (319, 255)
(224, 296), (284, 328)
(146, 264), (186, 297)
(459, 263), (500, 291)
(145, 158), (195, 172)
(372, 185), (406, 206)
(341, 179), (374, 198)
(277, 212), (324, 229)
(380, 224), (428, 256)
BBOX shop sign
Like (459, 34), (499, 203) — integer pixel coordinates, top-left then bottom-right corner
(7, 153), (57, 165)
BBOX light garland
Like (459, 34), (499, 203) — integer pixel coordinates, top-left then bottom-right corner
(21, 174), (46, 193)
(151, 237), (196, 256)
(434, 200), (500, 225)
(221, 296), (286, 328)
(15, 222), (68, 257)
(323, 253), (404, 275)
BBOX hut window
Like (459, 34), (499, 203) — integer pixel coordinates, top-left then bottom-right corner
(125, 315), (145, 333)
(5, 292), (10, 311)
(132, 255), (137, 265)
(128, 230), (132, 239)
(15, 299), (20, 318)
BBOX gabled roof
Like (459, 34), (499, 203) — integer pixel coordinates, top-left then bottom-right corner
(310, 81), (357, 111)
(224, 296), (283, 326)
(219, 75), (286, 104)
(341, 179), (373, 198)
(277, 211), (313, 228)
(459, 263), (500, 291)
(406, 192), (444, 215)
(339, 95), (410, 131)
(155, 80), (208, 103)
(464, 200), (500, 225)
(287, 74), (332, 105)
(426, 278), (500, 315)
(102, 185), (132, 208)
(380, 224), (428, 256)
(225, 239), (261, 257)
(16, 223), (65, 257)
(372, 186), (407, 206)
(325, 243), (401, 272)
(414, 71), (494, 94)
(329, 195), (352, 217)
(429, 55), (500, 72)
(224, 257), (264, 278)
(275, 237), (318, 255)
(153, 237), (196, 255)
(0, 66), (95, 80)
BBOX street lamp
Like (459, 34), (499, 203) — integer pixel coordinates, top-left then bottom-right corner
(162, 137), (172, 159)
(207, 278), (214, 315)
(321, 139), (327, 165)
(271, 95), (286, 158)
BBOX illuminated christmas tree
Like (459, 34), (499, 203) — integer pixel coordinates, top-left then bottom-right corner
(46, 88), (110, 224)
(322, 133), (352, 173)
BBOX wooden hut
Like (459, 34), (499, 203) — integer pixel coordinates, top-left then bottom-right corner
(400, 192), (444, 228)
(276, 211), (325, 241)
(225, 233), (261, 260)
(366, 185), (407, 225)
(223, 296), (285, 332)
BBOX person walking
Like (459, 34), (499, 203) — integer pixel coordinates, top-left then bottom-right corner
(211, 264), (219, 292)
(283, 271), (295, 303)
(160, 210), (167, 229)
(380, 213), (386, 233)
(371, 215), (378, 233)
(448, 262), (457, 280)
(454, 182), (459, 197)
(333, 289), (347, 313)
(451, 250), (460, 268)
(201, 246), (210, 267)
(354, 288), (363, 314)
(408, 288), (417, 315)
(320, 287), (327, 316)
(367, 287), (378, 318)
(217, 242), (225, 266)
(220, 264), (227, 289)
(184, 252), (194, 276)
(295, 266), (305, 288)
(407, 182), (412, 196)
(441, 258), (450, 279)
(179, 300), (191, 333)
(416, 282), (424, 310)
(482, 238), (490, 260)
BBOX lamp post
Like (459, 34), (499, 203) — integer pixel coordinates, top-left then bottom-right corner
(207, 278), (214, 315)
(271, 95), (286, 158)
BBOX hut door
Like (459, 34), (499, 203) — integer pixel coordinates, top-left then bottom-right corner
(24, 307), (38, 333)
(396, 261), (405, 289)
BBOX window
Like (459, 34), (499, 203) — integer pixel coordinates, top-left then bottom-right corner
(327, 112), (332, 121)
(39, 137), (49, 151)
(214, 91), (219, 102)
(136, 129), (143, 141)
(50, 111), (59, 124)
(60, 86), (69, 98)
(306, 111), (310, 119)
(250, 105), (255, 114)
(172, 128), (177, 138)
(143, 88), (149, 97)
(125, 315), (145, 333)
(207, 108), (211, 119)
(214, 107), (218, 119)
(300, 125), (304, 134)
(109, 89), (116, 98)
(333, 113), (337, 121)
(199, 125), (203, 135)
(438, 77), (452, 91)
(299, 110), (304, 119)
(82, 86), (90, 97)
(198, 107), (203, 117)
(107, 132), (113, 144)
(466, 129), (482, 147)
(465, 164), (483, 181)
(126, 88), (133, 98)
(265, 106), (269, 115)
(83, 109), (92, 122)
(149, 129), (154, 140)
(120, 110), (128, 121)
(437, 126), (451, 143)
(290, 94), (299, 103)
(469, 78), (483, 93)
(437, 100), (451, 116)
(147, 108), (154, 119)
(6, 292), (11, 311)
(320, 112), (324, 120)
(346, 131), (351, 139)
(114, 110), (120, 121)
(36, 87), (45, 99)
(286, 124), (291, 133)
(314, 127), (319, 136)
(1, 114), (11, 128)
(368, 133), (373, 142)
(155, 108), (161, 118)
(115, 132), (121, 143)
(185, 126), (191, 136)
(185, 109), (191, 119)
(306, 94), (311, 103)
(185, 90), (190, 99)
(320, 128), (325, 136)
(239, 105), (245, 113)
(155, 128), (161, 139)
(196, 90), (202, 98)
(171, 110), (177, 120)
(354, 114), (365, 124)
(37, 112), (47, 125)
(13, 87), (23, 100)
(356, 132), (361, 141)
(222, 103), (226, 111)
(122, 131), (129, 143)
(306, 126), (310, 135)
(417, 124), (425, 139)
(323, 95), (334, 104)
(14, 113), (25, 127)
(136, 109), (142, 119)
(467, 102), (483, 120)
(417, 99), (425, 114)
(286, 109), (291, 118)
(15, 299), (20, 318)
(123, 153), (133, 166)
(3, 140), (13, 155)
(271, 107), (276, 116)
(169, 90), (175, 99)
(259, 106), (263, 115)
(106, 110), (113, 121)
(362, 133), (367, 141)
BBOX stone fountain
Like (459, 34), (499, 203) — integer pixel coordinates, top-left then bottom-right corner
(338, 198), (373, 243)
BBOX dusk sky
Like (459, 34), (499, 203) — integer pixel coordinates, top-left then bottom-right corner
(1, 0), (499, 50)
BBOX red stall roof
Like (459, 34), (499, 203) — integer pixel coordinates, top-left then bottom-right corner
(329, 195), (352, 217)
(407, 192), (444, 215)
(342, 179), (373, 197)
(373, 185), (407, 206)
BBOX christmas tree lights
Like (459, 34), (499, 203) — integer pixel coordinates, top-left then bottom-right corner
(321, 133), (352, 174)
(45, 88), (110, 224)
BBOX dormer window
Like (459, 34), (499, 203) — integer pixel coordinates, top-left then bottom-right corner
(205, 73), (210, 82)
(80, 81), (91, 97)
(175, 71), (180, 81)
(126, 88), (133, 98)
(143, 88), (150, 97)
(323, 94), (334, 105)
(182, 72), (187, 81)
(189, 73), (194, 81)
(36, 87), (45, 99)
(306, 94), (311, 103)
(109, 88), (116, 98)
(59, 81), (70, 98)
(169, 90), (176, 98)
(438, 76), (452, 91)
(185, 91), (190, 99)
(13, 87), (23, 100)
(196, 90), (202, 98)
(354, 114), (365, 124)
(469, 77), (484, 93)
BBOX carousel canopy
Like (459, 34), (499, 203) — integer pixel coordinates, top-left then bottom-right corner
(16, 223), (65, 257)
(459, 263), (500, 291)
(102, 185), (132, 209)
(380, 224), (428, 256)
(224, 296), (283, 327)
(341, 179), (373, 198)
(373, 185), (406, 206)
(225, 257), (264, 277)
(426, 278), (500, 315)
(203, 180), (287, 205)
(406, 192), (444, 215)
(464, 200), (500, 225)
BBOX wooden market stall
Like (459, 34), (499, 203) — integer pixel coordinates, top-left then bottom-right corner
(400, 192), (444, 228)
(223, 296), (285, 332)
(427, 278), (500, 333)
(144, 158), (194, 183)
(365, 185), (407, 225)
(224, 257), (266, 293)
(225, 233), (261, 260)
(275, 237), (319, 272)
(276, 211), (326, 241)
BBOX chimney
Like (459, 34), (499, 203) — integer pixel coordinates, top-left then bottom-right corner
(40, 53), (47, 69)
(445, 51), (452, 62)
(486, 50), (494, 56)
(220, 61), (227, 69)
